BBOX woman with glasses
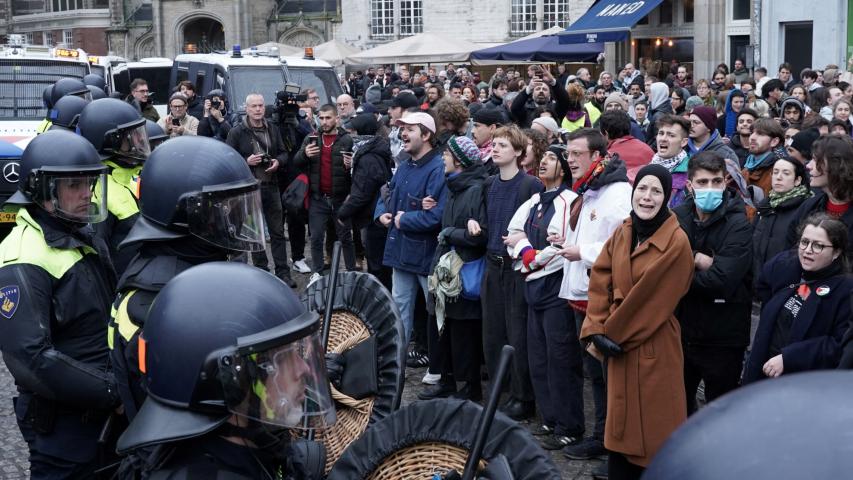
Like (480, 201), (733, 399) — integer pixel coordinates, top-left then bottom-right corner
(159, 92), (199, 137)
(743, 213), (852, 383)
(670, 87), (689, 116)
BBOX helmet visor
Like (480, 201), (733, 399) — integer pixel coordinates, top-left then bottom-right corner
(41, 173), (108, 223)
(186, 184), (266, 252)
(223, 329), (336, 429)
(105, 121), (151, 162)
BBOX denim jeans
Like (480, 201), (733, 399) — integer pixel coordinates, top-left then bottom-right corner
(391, 268), (429, 345)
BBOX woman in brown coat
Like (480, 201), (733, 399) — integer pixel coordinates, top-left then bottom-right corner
(580, 164), (695, 479)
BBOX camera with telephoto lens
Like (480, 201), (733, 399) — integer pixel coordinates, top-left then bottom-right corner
(272, 82), (308, 153)
(211, 99), (221, 109)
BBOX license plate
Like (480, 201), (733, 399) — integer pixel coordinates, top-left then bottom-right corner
(0, 212), (16, 223)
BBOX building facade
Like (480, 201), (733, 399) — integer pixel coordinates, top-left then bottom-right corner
(1, 0), (112, 54)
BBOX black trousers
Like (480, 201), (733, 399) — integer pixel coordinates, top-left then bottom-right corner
(608, 451), (645, 480)
(362, 223), (392, 290)
(481, 255), (534, 402)
(252, 184), (290, 279)
(575, 308), (606, 440)
(432, 317), (483, 387)
(308, 194), (356, 272)
(683, 344), (745, 415)
(527, 301), (585, 436)
(286, 209), (307, 262)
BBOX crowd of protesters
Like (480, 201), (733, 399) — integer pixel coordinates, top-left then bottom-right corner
(130, 57), (853, 480)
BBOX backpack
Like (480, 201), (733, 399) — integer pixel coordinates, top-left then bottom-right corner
(282, 173), (310, 216)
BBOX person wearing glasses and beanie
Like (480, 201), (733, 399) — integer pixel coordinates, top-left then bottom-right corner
(159, 92), (198, 137)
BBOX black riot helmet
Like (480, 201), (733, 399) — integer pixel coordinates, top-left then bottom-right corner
(48, 95), (89, 131)
(42, 85), (54, 110)
(644, 371), (853, 479)
(120, 136), (265, 252)
(83, 73), (106, 90)
(77, 98), (150, 165)
(51, 78), (92, 105)
(116, 262), (335, 453)
(87, 85), (107, 100)
(5, 130), (108, 224)
(144, 120), (168, 149)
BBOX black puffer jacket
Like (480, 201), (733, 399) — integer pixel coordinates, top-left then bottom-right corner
(293, 127), (354, 202)
(432, 163), (489, 320)
(785, 191), (853, 264)
(337, 135), (393, 228)
(674, 192), (754, 347)
(752, 192), (811, 285)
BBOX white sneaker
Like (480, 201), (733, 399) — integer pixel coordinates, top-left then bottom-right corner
(422, 372), (441, 385)
(308, 272), (322, 287)
(292, 259), (311, 274)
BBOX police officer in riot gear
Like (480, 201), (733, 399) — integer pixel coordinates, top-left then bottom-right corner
(47, 94), (89, 132)
(109, 136), (267, 421)
(77, 98), (151, 276)
(36, 78), (92, 134)
(144, 120), (168, 150)
(116, 262), (335, 479)
(0, 130), (120, 479)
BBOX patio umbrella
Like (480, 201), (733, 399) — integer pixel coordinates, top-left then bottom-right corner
(313, 39), (361, 67)
(345, 32), (480, 65)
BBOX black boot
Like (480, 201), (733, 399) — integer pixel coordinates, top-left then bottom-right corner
(417, 380), (456, 400)
(451, 382), (482, 402)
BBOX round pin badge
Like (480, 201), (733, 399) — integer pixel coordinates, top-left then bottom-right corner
(816, 286), (830, 296)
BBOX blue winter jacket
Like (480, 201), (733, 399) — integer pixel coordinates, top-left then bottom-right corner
(376, 147), (447, 275)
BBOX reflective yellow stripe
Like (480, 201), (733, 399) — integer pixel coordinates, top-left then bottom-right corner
(113, 290), (140, 345)
(0, 208), (91, 279)
(94, 163), (141, 220)
(35, 119), (52, 134)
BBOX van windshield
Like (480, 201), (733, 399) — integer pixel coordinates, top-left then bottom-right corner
(120, 66), (172, 105)
(229, 67), (286, 111)
(0, 59), (89, 119)
(286, 67), (343, 105)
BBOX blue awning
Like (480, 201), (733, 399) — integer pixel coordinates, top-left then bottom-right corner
(471, 36), (603, 63)
(558, 0), (663, 44)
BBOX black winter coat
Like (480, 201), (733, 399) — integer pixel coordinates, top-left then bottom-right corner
(433, 164), (489, 320)
(293, 127), (354, 202)
(337, 135), (393, 228)
(743, 251), (852, 383)
(674, 193), (754, 347)
(509, 83), (571, 129)
(226, 119), (288, 182)
(196, 115), (233, 141)
(752, 193), (811, 285)
(785, 191), (853, 264)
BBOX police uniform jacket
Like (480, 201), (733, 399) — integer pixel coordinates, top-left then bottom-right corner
(94, 159), (141, 276)
(0, 207), (118, 460)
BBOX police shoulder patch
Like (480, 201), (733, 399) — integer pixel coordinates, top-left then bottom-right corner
(0, 285), (19, 319)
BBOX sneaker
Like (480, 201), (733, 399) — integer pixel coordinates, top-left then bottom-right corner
(529, 424), (554, 437)
(422, 372), (441, 385)
(562, 437), (607, 460)
(307, 272), (322, 287)
(540, 434), (581, 451)
(292, 259), (311, 274)
(406, 350), (429, 368)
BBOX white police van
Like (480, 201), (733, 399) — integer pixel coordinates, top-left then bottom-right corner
(0, 34), (92, 149)
(112, 57), (174, 118)
(171, 45), (342, 114)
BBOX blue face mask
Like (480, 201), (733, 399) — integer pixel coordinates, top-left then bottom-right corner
(693, 188), (724, 212)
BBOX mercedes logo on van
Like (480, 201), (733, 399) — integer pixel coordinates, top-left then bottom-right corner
(3, 162), (20, 184)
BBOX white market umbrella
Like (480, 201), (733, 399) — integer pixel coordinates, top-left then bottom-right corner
(345, 32), (479, 65)
(313, 39), (361, 67)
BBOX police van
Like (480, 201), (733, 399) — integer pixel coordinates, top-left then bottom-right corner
(0, 34), (92, 150)
(87, 54), (130, 95)
(171, 45), (342, 115)
(113, 57), (173, 118)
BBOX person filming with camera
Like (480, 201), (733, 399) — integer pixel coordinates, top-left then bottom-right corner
(226, 93), (296, 287)
(159, 92), (198, 137)
(197, 88), (234, 141)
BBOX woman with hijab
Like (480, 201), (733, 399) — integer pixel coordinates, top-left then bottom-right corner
(580, 164), (695, 479)
(716, 89), (745, 138)
(745, 213), (852, 381)
(644, 82), (673, 147)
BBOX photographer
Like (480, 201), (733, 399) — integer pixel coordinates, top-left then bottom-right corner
(197, 89), (234, 141)
(158, 92), (198, 137)
(226, 93), (296, 287)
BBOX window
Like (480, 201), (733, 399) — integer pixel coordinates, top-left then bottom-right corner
(24, 33), (34, 45)
(400, 0), (423, 37)
(732, 0), (750, 20)
(63, 30), (74, 47)
(511, 0), (537, 35)
(52, 0), (83, 11)
(43, 32), (54, 47)
(228, 67), (285, 112)
(370, 0), (394, 38)
(542, 0), (569, 28)
(684, 0), (694, 23)
(659, 0), (673, 24)
(287, 67), (344, 106)
(12, 0), (45, 15)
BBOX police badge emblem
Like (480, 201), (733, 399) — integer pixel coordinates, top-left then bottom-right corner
(0, 285), (19, 319)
